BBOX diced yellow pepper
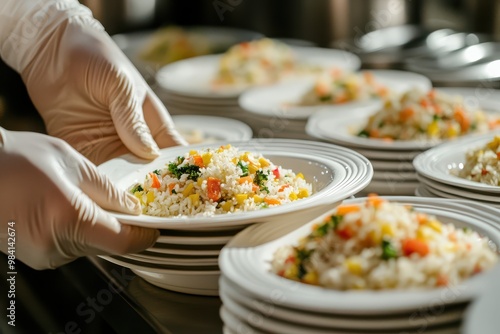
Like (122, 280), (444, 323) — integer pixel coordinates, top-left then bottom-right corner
(235, 194), (248, 205)
(248, 162), (260, 174)
(487, 136), (500, 150)
(380, 223), (394, 237)
(345, 258), (362, 275)
(189, 150), (197, 156)
(427, 121), (439, 137)
(368, 230), (382, 245)
(296, 172), (305, 179)
(202, 153), (212, 166)
(297, 188), (309, 198)
(240, 153), (250, 162)
(146, 191), (155, 204)
(289, 192), (298, 201)
(427, 220), (442, 233)
(197, 178), (204, 186)
(258, 157), (270, 167)
(188, 193), (200, 206)
(182, 183), (195, 197)
(302, 271), (319, 285)
(253, 195), (263, 203)
(416, 226), (434, 241)
(231, 157), (238, 164)
(221, 201), (233, 212)
(447, 124), (459, 138)
(284, 264), (298, 279)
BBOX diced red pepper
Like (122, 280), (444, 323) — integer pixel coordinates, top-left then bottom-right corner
(482, 169), (489, 176)
(272, 168), (280, 179)
(207, 177), (221, 202)
(402, 239), (429, 257)
(337, 226), (354, 240)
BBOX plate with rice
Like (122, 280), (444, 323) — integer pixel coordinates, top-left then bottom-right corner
(97, 139), (372, 229)
(219, 196), (500, 315)
(413, 131), (500, 193)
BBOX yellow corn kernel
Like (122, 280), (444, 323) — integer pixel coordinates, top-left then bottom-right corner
(447, 124), (459, 138)
(289, 192), (298, 201)
(134, 191), (143, 199)
(202, 153), (212, 166)
(380, 223), (394, 237)
(253, 195), (263, 203)
(368, 230), (382, 245)
(217, 144), (231, 152)
(416, 226), (434, 241)
(298, 188), (309, 199)
(231, 157), (238, 164)
(427, 220), (442, 233)
(189, 150), (197, 156)
(221, 201), (233, 212)
(284, 264), (298, 279)
(189, 193), (200, 206)
(146, 191), (155, 204)
(235, 194), (248, 205)
(427, 121), (439, 137)
(197, 178), (204, 186)
(345, 259), (362, 275)
(302, 271), (318, 285)
(487, 136), (500, 150)
(240, 153), (250, 162)
(258, 157), (270, 167)
(248, 162), (260, 174)
(296, 172), (305, 179)
(182, 183), (195, 197)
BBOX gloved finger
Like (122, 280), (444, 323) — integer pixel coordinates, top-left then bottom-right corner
(143, 90), (188, 148)
(109, 77), (160, 160)
(63, 191), (159, 259)
(77, 156), (142, 215)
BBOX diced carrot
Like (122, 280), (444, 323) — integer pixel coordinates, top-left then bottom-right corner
(367, 195), (385, 208)
(315, 82), (329, 96)
(482, 169), (489, 175)
(436, 274), (448, 287)
(427, 89), (437, 100)
(285, 255), (295, 264)
(264, 198), (281, 205)
(497, 152), (500, 160)
(473, 264), (482, 274)
(382, 137), (394, 142)
(433, 105), (442, 115)
(399, 107), (414, 122)
(335, 93), (349, 104)
(252, 183), (259, 192)
(420, 98), (430, 108)
(168, 183), (176, 194)
(376, 86), (389, 97)
(279, 184), (290, 192)
(337, 226), (354, 240)
(466, 243), (472, 250)
(489, 119), (500, 129)
(363, 71), (374, 84)
(454, 106), (470, 132)
(336, 204), (361, 215)
(402, 238), (430, 257)
(192, 155), (204, 167)
(150, 173), (161, 189)
(369, 129), (380, 138)
(238, 176), (253, 184)
(330, 67), (342, 78)
(416, 213), (428, 225)
(448, 232), (457, 242)
(207, 177), (221, 202)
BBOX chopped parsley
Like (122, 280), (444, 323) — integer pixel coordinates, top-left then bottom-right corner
(433, 114), (441, 121)
(319, 94), (332, 102)
(357, 129), (369, 138)
(152, 169), (161, 175)
(296, 248), (314, 279)
(130, 184), (143, 193)
(312, 215), (341, 238)
(254, 170), (269, 192)
(381, 239), (398, 260)
(168, 157), (201, 181)
(237, 161), (249, 177)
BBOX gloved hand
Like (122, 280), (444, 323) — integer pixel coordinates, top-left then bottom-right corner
(0, 128), (159, 270)
(6, 0), (186, 165)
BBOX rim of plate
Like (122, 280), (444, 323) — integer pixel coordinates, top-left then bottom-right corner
(413, 131), (500, 193)
(219, 196), (500, 315)
(97, 139), (372, 229)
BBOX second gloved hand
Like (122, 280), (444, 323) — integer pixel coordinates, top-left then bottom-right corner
(0, 128), (159, 270)
(18, 2), (186, 165)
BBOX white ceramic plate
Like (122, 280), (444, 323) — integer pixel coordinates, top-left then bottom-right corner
(97, 139), (372, 229)
(306, 105), (441, 151)
(172, 115), (253, 144)
(413, 131), (500, 194)
(219, 196), (500, 315)
(462, 265), (500, 334)
(238, 69), (431, 120)
(155, 46), (361, 98)
(220, 275), (465, 331)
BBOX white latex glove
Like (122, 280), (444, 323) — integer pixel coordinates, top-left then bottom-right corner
(0, 0), (186, 165)
(0, 128), (159, 270)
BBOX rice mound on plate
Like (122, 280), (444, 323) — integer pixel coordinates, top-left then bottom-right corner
(356, 88), (499, 142)
(271, 196), (498, 290)
(130, 144), (312, 217)
(454, 135), (500, 186)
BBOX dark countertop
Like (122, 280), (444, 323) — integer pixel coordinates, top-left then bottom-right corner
(0, 254), (223, 334)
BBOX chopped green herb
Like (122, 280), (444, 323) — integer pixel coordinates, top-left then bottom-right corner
(381, 239), (398, 260)
(171, 189), (177, 194)
(433, 114), (441, 121)
(168, 157), (201, 181)
(312, 215), (341, 237)
(153, 169), (161, 175)
(237, 161), (249, 177)
(254, 170), (269, 192)
(130, 184), (143, 193)
(463, 227), (471, 233)
(357, 129), (370, 138)
(378, 122), (385, 128)
(470, 123), (477, 131)
(319, 94), (332, 102)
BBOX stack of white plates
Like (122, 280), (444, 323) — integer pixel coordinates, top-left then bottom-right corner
(413, 131), (500, 210)
(97, 139), (373, 295)
(154, 46), (361, 139)
(306, 87), (500, 196)
(238, 69), (432, 140)
(219, 197), (500, 334)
